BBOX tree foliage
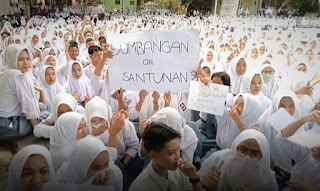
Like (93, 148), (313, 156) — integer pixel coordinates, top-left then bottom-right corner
(288, 0), (319, 14)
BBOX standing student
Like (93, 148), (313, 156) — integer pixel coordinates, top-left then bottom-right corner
(129, 122), (203, 191)
(0, 44), (39, 141)
(7, 145), (56, 191)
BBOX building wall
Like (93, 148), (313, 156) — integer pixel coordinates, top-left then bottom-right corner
(0, 0), (10, 16)
(104, 0), (137, 12)
(212, 0), (260, 15)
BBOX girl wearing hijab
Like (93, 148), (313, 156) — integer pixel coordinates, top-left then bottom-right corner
(42, 55), (65, 85)
(245, 46), (260, 70)
(260, 63), (280, 99)
(66, 60), (94, 105)
(227, 56), (247, 95)
(0, 44), (39, 141)
(219, 51), (234, 72)
(198, 129), (277, 191)
(258, 90), (309, 184)
(216, 93), (261, 149)
(57, 136), (123, 190)
(7, 145), (56, 191)
(240, 72), (271, 117)
(162, 92), (191, 121)
(50, 112), (88, 171)
(38, 65), (65, 110)
(85, 96), (139, 163)
(34, 93), (79, 139)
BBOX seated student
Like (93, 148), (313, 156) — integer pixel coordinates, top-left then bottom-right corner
(129, 122), (203, 191)
(260, 63), (280, 99)
(0, 44), (39, 141)
(50, 112), (88, 171)
(33, 93), (79, 138)
(240, 71), (271, 117)
(38, 65), (65, 110)
(43, 55), (65, 85)
(85, 96), (141, 190)
(84, 45), (107, 80)
(66, 60), (94, 105)
(227, 56), (247, 95)
(7, 145), (56, 191)
(258, 90), (307, 174)
(216, 93), (261, 149)
(279, 115), (320, 191)
(198, 129), (278, 191)
(140, 107), (198, 162)
(57, 136), (123, 191)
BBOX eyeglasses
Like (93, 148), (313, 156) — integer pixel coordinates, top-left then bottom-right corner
(261, 70), (275, 75)
(236, 146), (263, 162)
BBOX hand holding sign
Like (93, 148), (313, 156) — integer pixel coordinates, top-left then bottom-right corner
(152, 91), (160, 103)
(139, 90), (148, 101)
(102, 48), (113, 60)
(164, 91), (171, 106)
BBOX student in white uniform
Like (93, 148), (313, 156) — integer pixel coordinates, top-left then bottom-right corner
(141, 107), (198, 162)
(66, 60), (94, 105)
(7, 145), (56, 191)
(0, 44), (39, 141)
(198, 129), (277, 191)
(227, 56), (248, 95)
(33, 92), (79, 139)
(240, 71), (271, 117)
(162, 92), (191, 121)
(216, 93), (261, 149)
(50, 112), (88, 171)
(57, 136), (123, 190)
(129, 122), (203, 191)
(260, 63), (280, 99)
(280, 121), (320, 191)
(38, 65), (65, 110)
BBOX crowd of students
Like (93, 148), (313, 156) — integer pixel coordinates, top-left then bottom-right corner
(0, 8), (320, 191)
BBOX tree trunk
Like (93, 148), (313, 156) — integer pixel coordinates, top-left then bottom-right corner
(24, 0), (31, 20)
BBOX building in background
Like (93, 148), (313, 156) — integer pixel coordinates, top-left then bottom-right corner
(104, 0), (141, 12)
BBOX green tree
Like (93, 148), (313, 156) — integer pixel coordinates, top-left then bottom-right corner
(23, 0), (31, 20)
(288, 0), (319, 15)
(181, 0), (212, 14)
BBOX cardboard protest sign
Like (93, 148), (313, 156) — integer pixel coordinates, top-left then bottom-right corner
(107, 29), (199, 93)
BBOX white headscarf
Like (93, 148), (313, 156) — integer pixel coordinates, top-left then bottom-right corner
(218, 129), (277, 191)
(50, 112), (86, 171)
(7, 145), (56, 191)
(258, 89), (306, 173)
(66, 60), (93, 103)
(85, 96), (113, 134)
(260, 64), (279, 99)
(39, 65), (64, 109)
(227, 56), (247, 95)
(50, 92), (78, 123)
(240, 71), (271, 116)
(216, 93), (261, 149)
(138, 92), (156, 121)
(148, 107), (198, 150)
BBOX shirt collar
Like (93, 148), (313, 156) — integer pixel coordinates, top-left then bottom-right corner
(147, 161), (178, 191)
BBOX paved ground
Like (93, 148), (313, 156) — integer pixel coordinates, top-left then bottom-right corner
(0, 135), (49, 190)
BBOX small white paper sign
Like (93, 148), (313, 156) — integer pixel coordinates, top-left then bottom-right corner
(43, 183), (114, 191)
(268, 108), (295, 132)
(288, 132), (320, 148)
(187, 81), (229, 116)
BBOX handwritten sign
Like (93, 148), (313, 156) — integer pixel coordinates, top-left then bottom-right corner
(267, 108), (295, 132)
(187, 81), (229, 116)
(107, 30), (199, 93)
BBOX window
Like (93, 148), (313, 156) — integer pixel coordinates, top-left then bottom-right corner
(115, 0), (120, 5)
(130, 1), (135, 5)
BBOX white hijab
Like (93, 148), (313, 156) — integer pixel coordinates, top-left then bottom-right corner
(50, 112), (86, 171)
(50, 92), (78, 123)
(216, 93), (261, 149)
(227, 56), (247, 95)
(85, 96), (113, 134)
(66, 60), (93, 103)
(138, 92), (157, 121)
(260, 64), (279, 99)
(39, 65), (65, 109)
(240, 71), (271, 116)
(218, 129), (277, 191)
(258, 89), (306, 173)
(148, 107), (198, 150)
(7, 145), (56, 191)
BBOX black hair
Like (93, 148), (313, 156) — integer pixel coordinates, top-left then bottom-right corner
(88, 45), (102, 55)
(98, 36), (106, 43)
(142, 122), (181, 153)
(68, 40), (78, 50)
(211, 72), (231, 86)
(1, 31), (10, 37)
(85, 37), (94, 44)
